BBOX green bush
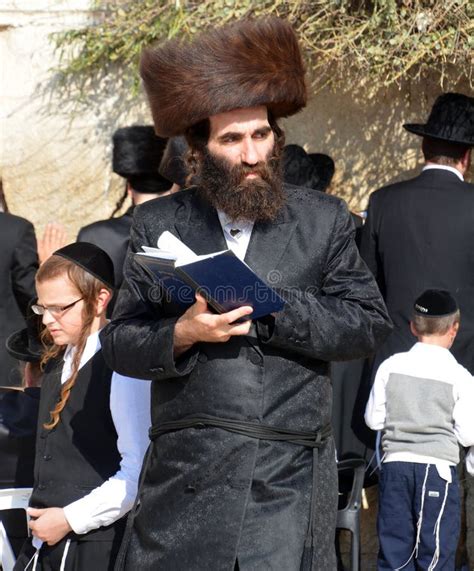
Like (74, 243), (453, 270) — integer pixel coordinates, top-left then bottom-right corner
(52, 0), (473, 98)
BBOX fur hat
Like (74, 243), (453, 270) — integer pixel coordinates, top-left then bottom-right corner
(282, 145), (335, 192)
(112, 126), (168, 174)
(140, 17), (307, 137)
(112, 126), (172, 193)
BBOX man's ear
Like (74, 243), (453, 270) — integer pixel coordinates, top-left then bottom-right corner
(96, 288), (113, 316)
(459, 148), (471, 173)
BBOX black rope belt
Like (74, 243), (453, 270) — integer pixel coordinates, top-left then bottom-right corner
(116, 414), (332, 571)
(151, 414), (332, 571)
(149, 414), (332, 448)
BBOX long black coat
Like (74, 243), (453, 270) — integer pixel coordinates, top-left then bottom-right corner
(101, 186), (391, 571)
(360, 168), (474, 374)
(0, 212), (38, 386)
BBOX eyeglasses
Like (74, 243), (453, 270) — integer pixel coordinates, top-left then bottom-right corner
(31, 297), (84, 317)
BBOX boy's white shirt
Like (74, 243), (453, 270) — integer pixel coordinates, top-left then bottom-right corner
(466, 448), (474, 476)
(59, 329), (151, 535)
(365, 342), (474, 481)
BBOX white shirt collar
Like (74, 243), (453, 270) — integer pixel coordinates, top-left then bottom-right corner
(216, 210), (254, 261)
(216, 210), (254, 233)
(422, 164), (464, 181)
(410, 341), (455, 360)
(62, 329), (103, 384)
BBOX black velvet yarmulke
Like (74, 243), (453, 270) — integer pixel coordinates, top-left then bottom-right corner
(414, 289), (458, 317)
(54, 242), (115, 289)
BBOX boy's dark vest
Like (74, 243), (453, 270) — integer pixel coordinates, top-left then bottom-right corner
(31, 350), (124, 541)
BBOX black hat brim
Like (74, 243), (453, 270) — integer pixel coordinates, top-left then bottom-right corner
(6, 329), (42, 363)
(403, 123), (473, 146)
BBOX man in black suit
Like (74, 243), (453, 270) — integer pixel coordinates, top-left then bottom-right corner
(0, 212), (38, 386)
(361, 92), (474, 374)
(101, 17), (391, 571)
(77, 126), (174, 291)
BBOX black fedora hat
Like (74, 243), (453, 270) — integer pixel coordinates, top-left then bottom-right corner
(6, 300), (43, 362)
(282, 144), (335, 192)
(403, 92), (474, 146)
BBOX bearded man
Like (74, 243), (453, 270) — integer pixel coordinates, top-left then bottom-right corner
(101, 17), (391, 571)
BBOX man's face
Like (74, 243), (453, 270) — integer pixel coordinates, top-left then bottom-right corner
(208, 106), (275, 174)
(197, 106), (285, 223)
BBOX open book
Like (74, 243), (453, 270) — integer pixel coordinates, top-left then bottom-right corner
(134, 231), (285, 319)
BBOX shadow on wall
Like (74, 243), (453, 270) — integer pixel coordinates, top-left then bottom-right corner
(282, 67), (471, 211)
(2, 50), (151, 236)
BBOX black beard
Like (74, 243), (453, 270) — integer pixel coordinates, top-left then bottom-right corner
(197, 146), (285, 223)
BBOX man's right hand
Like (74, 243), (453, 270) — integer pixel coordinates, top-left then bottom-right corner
(173, 293), (253, 358)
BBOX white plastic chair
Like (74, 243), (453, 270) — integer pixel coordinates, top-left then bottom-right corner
(0, 488), (32, 571)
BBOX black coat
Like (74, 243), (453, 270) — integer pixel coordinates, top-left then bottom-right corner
(0, 387), (40, 557)
(0, 212), (38, 386)
(77, 207), (134, 291)
(101, 186), (391, 571)
(360, 168), (474, 373)
(0, 386), (40, 488)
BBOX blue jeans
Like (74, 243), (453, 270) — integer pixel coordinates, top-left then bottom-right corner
(377, 461), (460, 570)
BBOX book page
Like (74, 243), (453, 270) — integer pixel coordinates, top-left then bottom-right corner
(184, 250), (230, 264)
(141, 246), (177, 260)
(157, 231), (197, 264)
(140, 231), (230, 266)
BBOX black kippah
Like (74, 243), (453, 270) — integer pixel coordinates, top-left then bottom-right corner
(414, 289), (458, 317)
(54, 242), (115, 289)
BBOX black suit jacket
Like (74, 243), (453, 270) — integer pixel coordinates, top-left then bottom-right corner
(77, 207), (134, 290)
(101, 185), (391, 571)
(0, 213), (38, 385)
(360, 168), (474, 373)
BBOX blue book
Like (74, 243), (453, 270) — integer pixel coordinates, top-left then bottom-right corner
(134, 246), (285, 320)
